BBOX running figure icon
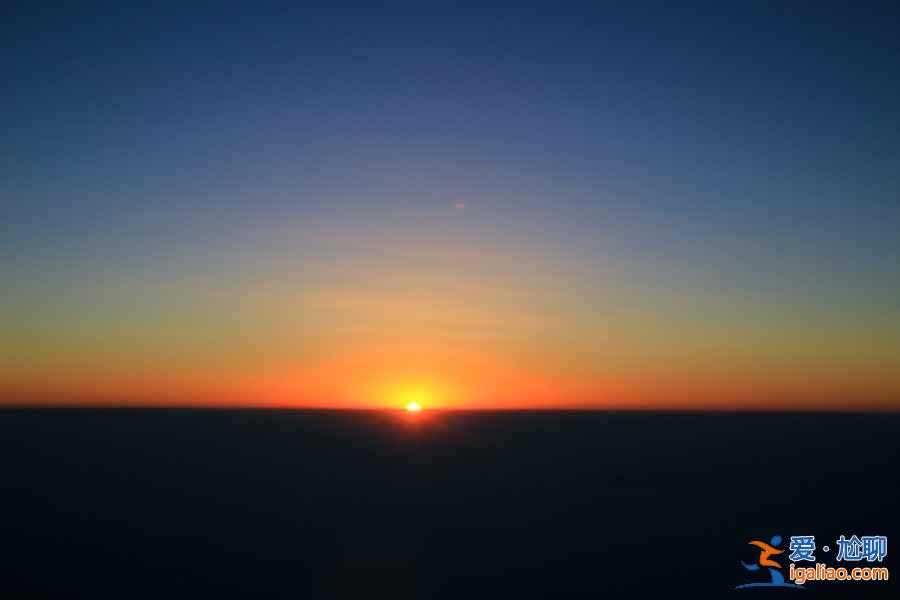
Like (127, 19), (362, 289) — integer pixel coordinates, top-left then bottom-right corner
(736, 535), (804, 589)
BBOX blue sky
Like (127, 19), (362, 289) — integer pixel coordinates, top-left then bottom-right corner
(3, 2), (899, 407)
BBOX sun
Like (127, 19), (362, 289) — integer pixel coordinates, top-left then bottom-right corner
(390, 384), (434, 412)
(376, 379), (454, 412)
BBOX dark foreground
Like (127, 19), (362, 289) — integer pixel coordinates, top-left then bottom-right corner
(2, 409), (897, 598)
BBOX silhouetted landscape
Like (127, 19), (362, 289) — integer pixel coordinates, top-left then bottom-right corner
(2, 409), (896, 597)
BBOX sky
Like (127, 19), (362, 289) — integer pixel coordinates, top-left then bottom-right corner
(3, 2), (899, 409)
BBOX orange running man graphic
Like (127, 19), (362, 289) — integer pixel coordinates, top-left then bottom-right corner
(748, 539), (784, 568)
(736, 534), (803, 589)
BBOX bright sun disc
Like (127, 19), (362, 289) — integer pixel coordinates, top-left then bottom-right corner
(405, 401), (422, 412)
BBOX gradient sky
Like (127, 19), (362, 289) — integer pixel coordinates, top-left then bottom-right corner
(3, 2), (900, 409)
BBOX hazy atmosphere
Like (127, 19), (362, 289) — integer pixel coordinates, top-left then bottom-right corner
(4, 2), (900, 409)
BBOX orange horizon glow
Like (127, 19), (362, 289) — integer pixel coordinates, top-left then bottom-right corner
(3, 363), (900, 412)
(4, 234), (900, 412)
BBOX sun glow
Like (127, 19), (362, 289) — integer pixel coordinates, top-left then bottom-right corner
(390, 383), (436, 412)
